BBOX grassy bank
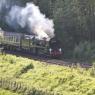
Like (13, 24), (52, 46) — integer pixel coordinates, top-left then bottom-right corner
(0, 88), (21, 95)
(0, 54), (95, 95)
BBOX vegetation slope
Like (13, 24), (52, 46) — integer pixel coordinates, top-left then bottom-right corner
(0, 88), (21, 95)
(0, 54), (95, 95)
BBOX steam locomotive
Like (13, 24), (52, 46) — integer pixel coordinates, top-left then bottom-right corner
(0, 30), (62, 58)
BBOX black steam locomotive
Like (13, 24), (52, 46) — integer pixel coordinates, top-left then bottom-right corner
(0, 30), (62, 58)
(49, 37), (62, 58)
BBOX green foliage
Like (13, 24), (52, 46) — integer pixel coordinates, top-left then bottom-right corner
(51, 0), (95, 60)
(73, 41), (95, 61)
(0, 54), (95, 95)
(0, 54), (34, 78)
(0, 88), (20, 95)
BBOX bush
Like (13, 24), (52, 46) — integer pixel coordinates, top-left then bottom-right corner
(73, 41), (95, 61)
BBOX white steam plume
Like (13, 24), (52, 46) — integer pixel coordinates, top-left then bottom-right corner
(6, 3), (55, 41)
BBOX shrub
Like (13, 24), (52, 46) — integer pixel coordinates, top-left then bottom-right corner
(73, 41), (95, 61)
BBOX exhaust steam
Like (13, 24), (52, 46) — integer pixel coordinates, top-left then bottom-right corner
(0, 0), (55, 41)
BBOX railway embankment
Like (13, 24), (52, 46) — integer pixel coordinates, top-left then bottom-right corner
(0, 54), (95, 95)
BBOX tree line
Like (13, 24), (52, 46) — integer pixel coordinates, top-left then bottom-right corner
(30, 0), (95, 61)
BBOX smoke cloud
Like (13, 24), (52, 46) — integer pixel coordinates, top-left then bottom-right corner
(0, 0), (55, 41)
(0, 0), (8, 11)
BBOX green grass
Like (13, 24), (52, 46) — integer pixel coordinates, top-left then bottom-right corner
(0, 88), (20, 95)
(0, 54), (95, 95)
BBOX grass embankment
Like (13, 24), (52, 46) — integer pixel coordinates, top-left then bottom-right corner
(0, 88), (21, 95)
(0, 54), (95, 95)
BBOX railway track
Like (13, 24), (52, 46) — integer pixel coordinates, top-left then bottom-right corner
(4, 50), (92, 68)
